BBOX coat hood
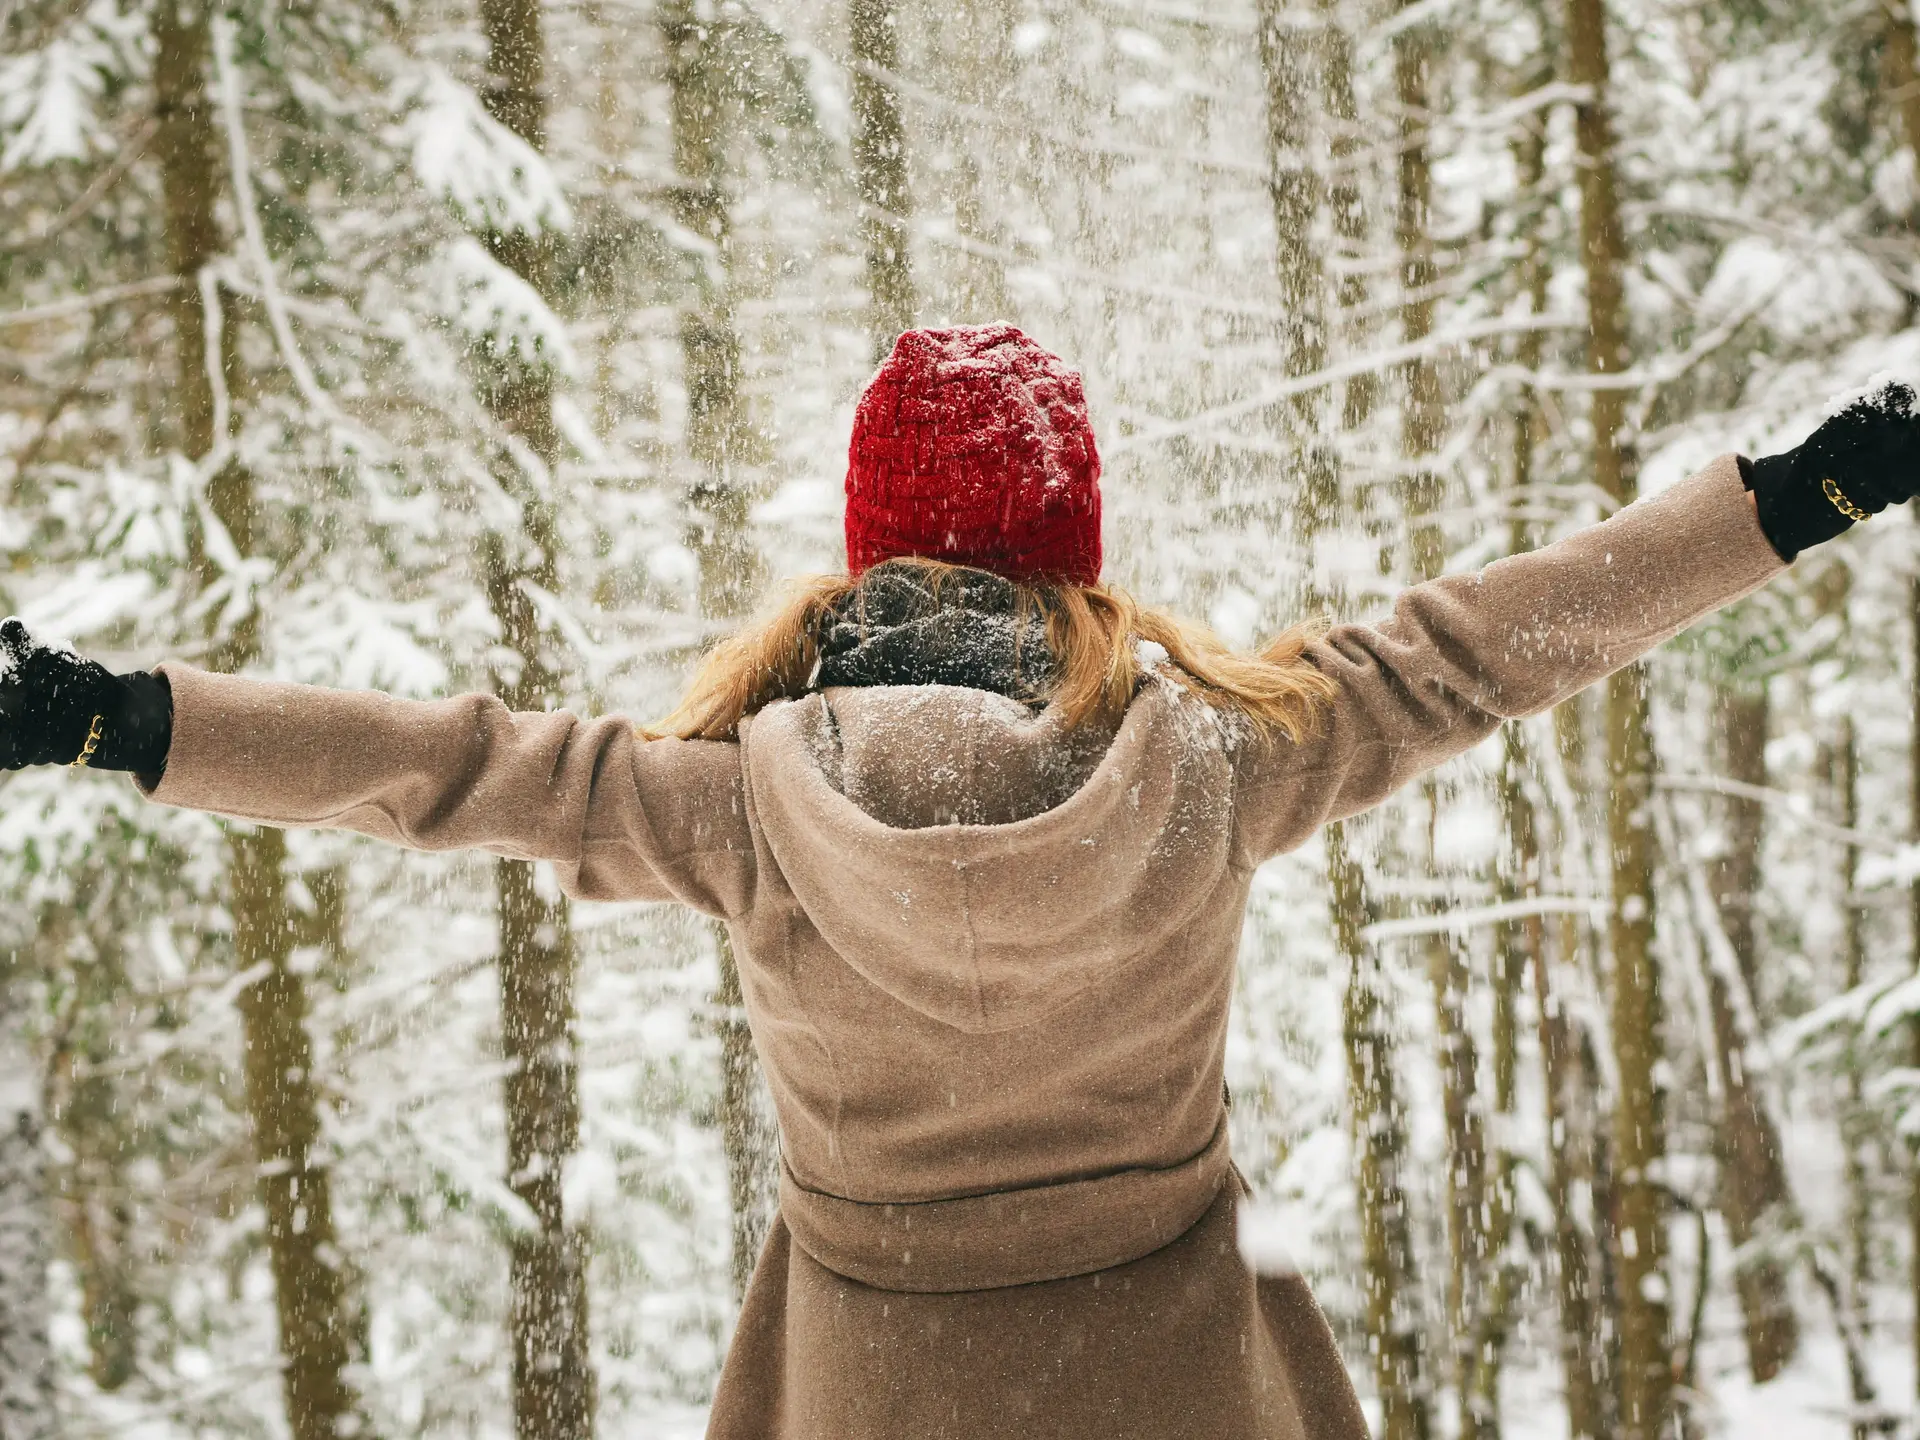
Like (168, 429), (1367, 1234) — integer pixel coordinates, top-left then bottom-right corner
(738, 680), (1241, 1034)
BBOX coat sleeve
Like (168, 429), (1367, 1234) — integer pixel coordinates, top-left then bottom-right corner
(138, 667), (757, 917)
(1232, 454), (1787, 865)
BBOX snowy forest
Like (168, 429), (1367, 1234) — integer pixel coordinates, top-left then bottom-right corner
(7, 0), (1920, 1436)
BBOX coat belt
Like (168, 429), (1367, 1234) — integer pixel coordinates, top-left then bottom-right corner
(777, 1116), (1233, 1293)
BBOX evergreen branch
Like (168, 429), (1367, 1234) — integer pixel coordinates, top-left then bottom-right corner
(1109, 311), (1580, 454)
(0, 277), (181, 330)
(1657, 773), (1899, 854)
(3, 118), (158, 255)
(211, 17), (337, 431)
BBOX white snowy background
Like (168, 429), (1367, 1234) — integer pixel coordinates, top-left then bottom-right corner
(5, 0), (1920, 1436)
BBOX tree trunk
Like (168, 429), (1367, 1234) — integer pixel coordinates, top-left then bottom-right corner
(662, 0), (779, 1303)
(1258, 0), (1324, 385)
(50, 961), (139, 1396)
(1905, 564), (1920, 1410)
(1258, 0), (1342, 520)
(1603, 673), (1666, 1439)
(1316, 0), (1374, 429)
(469, 2), (597, 1434)
(1428, 900), (1488, 1439)
(229, 829), (357, 1440)
(930, 0), (1016, 322)
(1703, 688), (1799, 1381)
(1838, 708), (1873, 1338)
(1260, 17), (1426, 1427)
(156, 14), (361, 1440)
(492, 852), (591, 1440)
(1563, 2), (1669, 1432)
(1475, 132), (1556, 1431)
(1883, 1), (1920, 231)
(1393, 3), (1446, 581)
(664, 1), (754, 481)
(1478, 735), (1531, 1440)
(0, 979), (55, 1440)
(153, 0), (224, 463)
(712, 929), (777, 1300)
(1536, 914), (1611, 1440)
(1330, 823), (1433, 1440)
(1881, 11), (1920, 1398)
(1809, 558), (1874, 1376)
(851, 0), (915, 359)
(65, 1160), (137, 1393)
(1393, 13), (1489, 1431)
(1708, 692), (1767, 998)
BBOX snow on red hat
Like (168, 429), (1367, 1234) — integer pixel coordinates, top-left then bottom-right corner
(845, 325), (1103, 586)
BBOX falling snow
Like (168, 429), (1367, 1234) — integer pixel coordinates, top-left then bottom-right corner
(4, 0), (1920, 1437)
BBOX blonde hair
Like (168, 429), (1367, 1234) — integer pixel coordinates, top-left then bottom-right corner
(644, 557), (1336, 743)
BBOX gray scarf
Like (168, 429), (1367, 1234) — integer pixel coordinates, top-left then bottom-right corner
(814, 567), (1058, 704)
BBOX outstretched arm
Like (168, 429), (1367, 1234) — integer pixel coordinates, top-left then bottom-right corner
(0, 633), (756, 917)
(1234, 381), (1920, 864)
(1234, 455), (1779, 862)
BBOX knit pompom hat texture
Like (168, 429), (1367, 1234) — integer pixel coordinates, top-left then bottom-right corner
(844, 325), (1103, 586)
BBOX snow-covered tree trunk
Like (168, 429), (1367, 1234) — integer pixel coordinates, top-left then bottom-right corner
(918, 0), (1016, 321)
(0, 992), (54, 1440)
(1391, 1), (1446, 585)
(661, 0), (780, 1305)
(1330, 824), (1432, 1440)
(1258, 0), (1323, 384)
(1704, 687), (1800, 1382)
(1832, 641), (1874, 1337)
(1485, 734), (1531, 1433)
(1480, 59), (1560, 1430)
(1883, 0), (1920, 232)
(1262, 8), (1429, 1432)
(1911, 562), (1920, 1409)
(1561, 1), (1672, 1433)
(1389, 13), (1492, 1434)
(1507, 89), (1610, 1437)
(156, 11), (361, 1440)
(852, 0), (916, 358)
(1536, 964), (1611, 1440)
(469, 0), (597, 1433)
(1317, 0), (1375, 431)
(228, 831), (358, 1440)
(1880, 5), (1920, 1401)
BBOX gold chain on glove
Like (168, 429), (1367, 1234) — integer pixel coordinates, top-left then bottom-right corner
(1823, 475), (1873, 524)
(69, 714), (105, 769)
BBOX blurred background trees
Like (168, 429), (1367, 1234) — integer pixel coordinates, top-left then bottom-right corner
(7, 0), (1920, 1435)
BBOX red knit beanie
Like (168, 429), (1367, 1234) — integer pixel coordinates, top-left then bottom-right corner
(845, 325), (1103, 586)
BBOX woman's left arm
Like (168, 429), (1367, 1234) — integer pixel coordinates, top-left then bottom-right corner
(1234, 455), (1783, 863)
(1236, 382), (1920, 863)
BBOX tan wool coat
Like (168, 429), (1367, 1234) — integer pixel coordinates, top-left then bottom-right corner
(139, 456), (1784, 1438)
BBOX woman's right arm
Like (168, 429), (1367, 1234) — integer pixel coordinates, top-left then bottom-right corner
(147, 666), (756, 915)
(0, 634), (755, 917)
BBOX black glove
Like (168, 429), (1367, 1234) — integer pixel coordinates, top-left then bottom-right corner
(1744, 381), (1920, 562)
(0, 619), (172, 775)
